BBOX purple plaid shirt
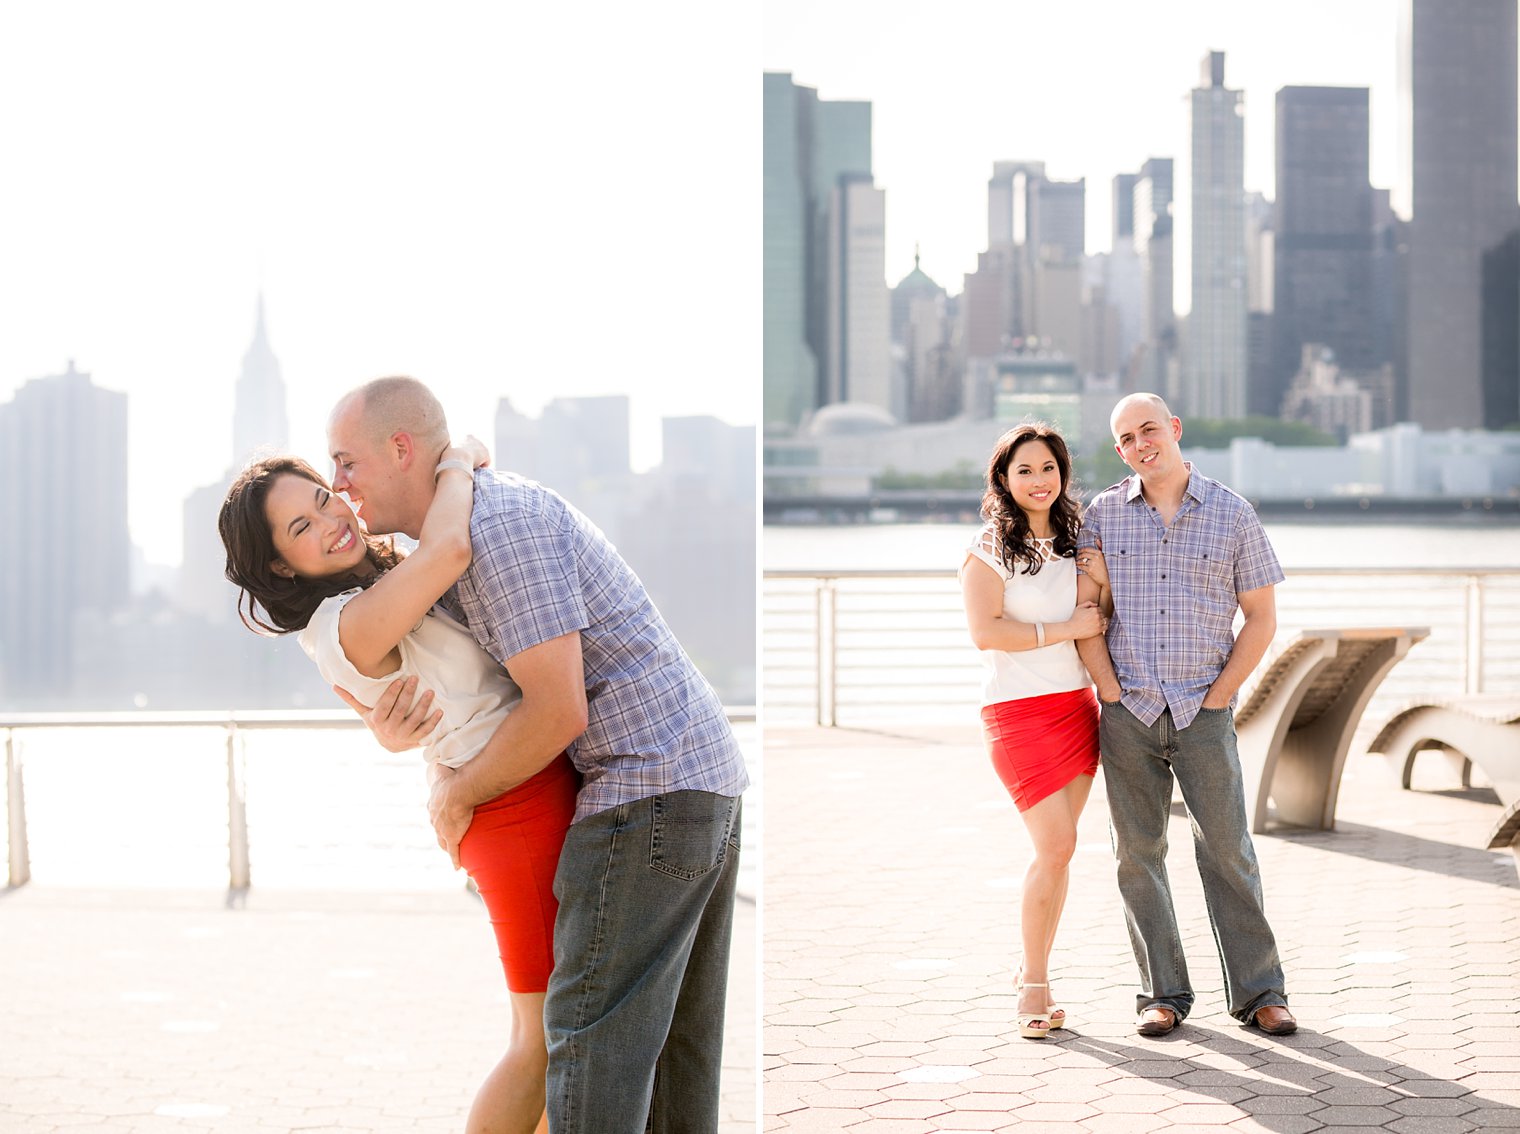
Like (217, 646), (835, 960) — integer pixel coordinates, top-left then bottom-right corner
(1078, 464), (1284, 730)
(438, 469), (749, 821)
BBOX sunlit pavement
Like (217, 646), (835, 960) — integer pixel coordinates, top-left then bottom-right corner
(764, 723), (1520, 1133)
(0, 884), (756, 1132)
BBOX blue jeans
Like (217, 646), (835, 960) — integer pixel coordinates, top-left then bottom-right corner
(1099, 702), (1288, 1023)
(545, 790), (742, 1133)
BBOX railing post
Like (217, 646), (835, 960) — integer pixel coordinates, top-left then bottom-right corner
(816, 579), (838, 727)
(6, 731), (30, 889)
(1466, 574), (1485, 695)
(226, 724), (250, 906)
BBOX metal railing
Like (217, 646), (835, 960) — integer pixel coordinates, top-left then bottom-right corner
(2, 707), (755, 900)
(763, 567), (1520, 727)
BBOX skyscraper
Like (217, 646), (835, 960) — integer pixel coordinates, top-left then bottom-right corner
(1107, 172), (1145, 374)
(763, 72), (879, 428)
(1185, 51), (1247, 419)
(0, 363), (130, 705)
(1034, 178), (1086, 265)
(1403, 0), (1519, 429)
(1272, 86), (1374, 418)
(232, 294), (289, 463)
(1134, 158), (1176, 396)
(826, 173), (891, 412)
(180, 299), (293, 624)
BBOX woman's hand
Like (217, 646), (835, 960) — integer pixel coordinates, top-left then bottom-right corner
(1064, 600), (1108, 641)
(445, 434), (491, 471)
(333, 677), (441, 751)
(1076, 547), (1109, 589)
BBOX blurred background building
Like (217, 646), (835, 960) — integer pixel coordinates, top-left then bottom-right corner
(763, 0), (1520, 511)
(1, 302), (756, 711)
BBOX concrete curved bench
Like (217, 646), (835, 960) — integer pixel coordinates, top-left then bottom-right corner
(1366, 695), (1520, 849)
(1234, 627), (1430, 833)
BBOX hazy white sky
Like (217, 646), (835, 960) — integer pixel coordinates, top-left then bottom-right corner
(0, 1), (756, 565)
(763, 0), (1409, 289)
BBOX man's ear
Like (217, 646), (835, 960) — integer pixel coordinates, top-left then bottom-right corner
(1171, 417), (1183, 441)
(390, 430), (418, 471)
(270, 560), (296, 579)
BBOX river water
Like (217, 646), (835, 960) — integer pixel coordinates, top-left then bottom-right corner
(764, 518), (1520, 572)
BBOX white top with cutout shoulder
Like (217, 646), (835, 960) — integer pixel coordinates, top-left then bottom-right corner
(962, 524), (1093, 706)
(298, 590), (521, 769)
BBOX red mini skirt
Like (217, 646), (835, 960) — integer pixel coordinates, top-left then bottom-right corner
(456, 752), (579, 993)
(980, 687), (1100, 812)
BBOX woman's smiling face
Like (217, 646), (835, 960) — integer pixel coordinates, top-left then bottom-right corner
(264, 472), (368, 580)
(1003, 438), (1062, 519)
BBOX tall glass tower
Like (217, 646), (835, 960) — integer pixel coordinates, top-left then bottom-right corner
(1271, 86), (1374, 418)
(763, 73), (876, 429)
(1403, 0), (1519, 429)
(1185, 51), (1247, 420)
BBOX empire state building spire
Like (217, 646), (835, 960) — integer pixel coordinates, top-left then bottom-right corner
(232, 293), (289, 464)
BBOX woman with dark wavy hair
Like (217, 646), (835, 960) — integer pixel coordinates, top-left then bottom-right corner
(959, 421), (1110, 1040)
(218, 439), (573, 1134)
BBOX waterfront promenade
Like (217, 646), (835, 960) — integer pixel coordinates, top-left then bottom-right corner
(765, 724), (1520, 1132)
(0, 883), (756, 1133)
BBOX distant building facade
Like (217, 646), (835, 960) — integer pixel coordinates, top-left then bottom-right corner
(0, 363), (130, 706)
(1134, 158), (1177, 398)
(763, 72), (882, 429)
(1185, 51), (1248, 419)
(1271, 86), (1375, 420)
(1403, 0), (1519, 429)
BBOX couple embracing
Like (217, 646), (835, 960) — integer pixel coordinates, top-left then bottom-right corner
(960, 392), (1298, 1041)
(219, 376), (747, 1132)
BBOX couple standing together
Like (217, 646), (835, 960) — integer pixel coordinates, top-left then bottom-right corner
(219, 376), (747, 1132)
(961, 392), (1298, 1040)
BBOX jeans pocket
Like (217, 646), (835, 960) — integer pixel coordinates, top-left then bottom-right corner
(649, 792), (734, 881)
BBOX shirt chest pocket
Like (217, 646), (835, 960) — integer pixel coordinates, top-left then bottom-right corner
(1176, 529), (1235, 587)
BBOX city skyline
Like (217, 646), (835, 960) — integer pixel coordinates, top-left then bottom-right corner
(0, 1), (756, 566)
(762, 0), (1442, 295)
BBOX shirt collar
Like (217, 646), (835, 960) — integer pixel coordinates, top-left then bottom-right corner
(1123, 462), (1208, 506)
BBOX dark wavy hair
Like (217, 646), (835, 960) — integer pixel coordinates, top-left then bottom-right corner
(979, 422), (1083, 576)
(218, 455), (401, 635)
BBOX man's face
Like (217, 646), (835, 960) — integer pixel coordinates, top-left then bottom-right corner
(1112, 401), (1182, 482)
(327, 400), (404, 535)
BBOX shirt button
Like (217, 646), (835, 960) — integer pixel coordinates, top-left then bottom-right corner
(1161, 574), (1167, 579)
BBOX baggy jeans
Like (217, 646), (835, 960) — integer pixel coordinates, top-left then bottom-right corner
(1099, 702), (1288, 1023)
(545, 789), (742, 1133)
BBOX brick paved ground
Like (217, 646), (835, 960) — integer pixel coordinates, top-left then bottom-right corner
(0, 884), (755, 1132)
(764, 724), (1520, 1133)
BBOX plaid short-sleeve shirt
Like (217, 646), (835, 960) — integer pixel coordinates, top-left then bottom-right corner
(438, 469), (749, 821)
(1078, 465), (1284, 730)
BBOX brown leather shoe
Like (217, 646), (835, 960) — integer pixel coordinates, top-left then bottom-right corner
(1252, 1005), (1298, 1035)
(1136, 1005), (1178, 1036)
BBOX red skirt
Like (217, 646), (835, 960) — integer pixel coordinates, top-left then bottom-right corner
(981, 688), (1100, 812)
(456, 752), (579, 993)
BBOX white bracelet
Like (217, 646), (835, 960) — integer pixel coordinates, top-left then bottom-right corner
(435, 458), (472, 479)
(1035, 622), (1046, 648)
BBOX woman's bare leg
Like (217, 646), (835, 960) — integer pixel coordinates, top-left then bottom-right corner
(1016, 778), (1090, 1027)
(465, 991), (548, 1134)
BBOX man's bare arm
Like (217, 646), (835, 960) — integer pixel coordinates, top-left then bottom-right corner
(427, 631), (589, 866)
(1202, 584), (1277, 709)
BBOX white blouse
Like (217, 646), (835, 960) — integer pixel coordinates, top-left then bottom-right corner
(298, 589), (521, 769)
(963, 525), (1093, 706)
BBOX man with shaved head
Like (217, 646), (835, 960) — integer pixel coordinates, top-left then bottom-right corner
(327, 375), (750, 1131)
(1074, 392), (1296, 1039)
